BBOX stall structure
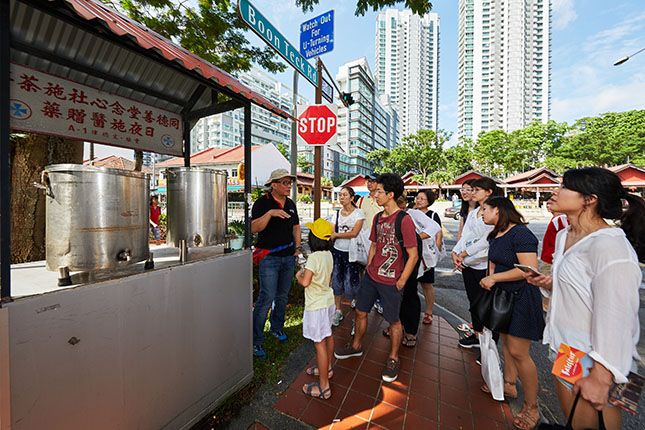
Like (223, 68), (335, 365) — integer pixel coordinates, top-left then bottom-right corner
(0, 1), (292, 429)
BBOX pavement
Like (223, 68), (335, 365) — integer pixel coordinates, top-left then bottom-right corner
(225, 300), (536, 430)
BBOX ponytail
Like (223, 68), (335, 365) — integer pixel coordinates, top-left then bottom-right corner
(620, 193), (645, 262)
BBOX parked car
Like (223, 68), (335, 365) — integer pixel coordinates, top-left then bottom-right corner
(444, 204), (462, 220)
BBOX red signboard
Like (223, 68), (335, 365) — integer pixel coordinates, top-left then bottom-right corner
(297, 104), (337, 146)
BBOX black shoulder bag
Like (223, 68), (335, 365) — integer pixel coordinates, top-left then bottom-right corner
(538, 391), (606, 430)
(469, 285), (515, 333)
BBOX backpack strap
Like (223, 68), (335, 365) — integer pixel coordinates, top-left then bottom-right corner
(395, 210), (423, 267)
(335, 210), (339, 233)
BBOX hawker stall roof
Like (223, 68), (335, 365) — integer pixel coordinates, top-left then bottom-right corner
(11, 0), (292, 123)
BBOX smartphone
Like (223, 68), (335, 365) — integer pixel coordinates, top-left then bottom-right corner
(514, 264), (541, 276)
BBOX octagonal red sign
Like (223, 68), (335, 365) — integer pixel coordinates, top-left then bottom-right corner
(297, 104), (338, 146)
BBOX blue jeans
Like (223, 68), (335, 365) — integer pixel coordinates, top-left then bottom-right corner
(253, 255), (295, 346)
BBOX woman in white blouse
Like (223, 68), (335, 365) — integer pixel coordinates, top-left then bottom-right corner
(329, 186), (366, 327)
(452, 177), (501, 351)
(526, 167), (645, 430)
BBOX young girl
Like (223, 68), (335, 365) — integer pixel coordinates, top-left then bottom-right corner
(526, 168), (644, 430)
(296, 218), (335, 400)
(479, 197), (544, 429)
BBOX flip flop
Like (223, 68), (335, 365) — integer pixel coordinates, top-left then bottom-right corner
(402, 335), (417, 348)
(422, 313), (433, 324)
(480, 382), (518, 400)
(382, 327), (390, 337)
(302, 381), (331, 399)
(305, 365), (333, 378)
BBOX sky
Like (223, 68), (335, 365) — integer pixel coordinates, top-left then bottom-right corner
(88, 0), (645, 159)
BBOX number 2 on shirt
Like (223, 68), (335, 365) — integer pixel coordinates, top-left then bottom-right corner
(378, 244), (398, 278)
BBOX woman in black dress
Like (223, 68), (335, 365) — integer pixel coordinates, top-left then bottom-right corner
(479, 197), (544, 430)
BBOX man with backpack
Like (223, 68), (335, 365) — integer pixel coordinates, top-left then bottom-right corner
(334, 173), (418, 382)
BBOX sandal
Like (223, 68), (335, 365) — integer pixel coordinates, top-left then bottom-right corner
(402, 335), (417, 348)
(422, 313), (433, 324)
(480, 380), (518, 400)
(382, 327), (390, 337)
(302, 381), (331, 399)
(305, 365), (333, 379)
(513, 402), (539, 430)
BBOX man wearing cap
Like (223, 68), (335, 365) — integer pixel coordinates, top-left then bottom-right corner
(251, 168), (302, 359)
(358, 173), (382, 232)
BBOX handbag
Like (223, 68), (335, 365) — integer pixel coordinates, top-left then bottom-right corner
(348, 228), (370, 265)
(537, 391), (606, 429)
(470, 286), (515, 333)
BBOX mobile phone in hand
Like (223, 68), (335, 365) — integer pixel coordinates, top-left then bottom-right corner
(514, 264), (541, 276)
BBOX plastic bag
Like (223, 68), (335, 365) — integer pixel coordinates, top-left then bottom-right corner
(348, 228), (370, 265)
(480, 328), (504, 401)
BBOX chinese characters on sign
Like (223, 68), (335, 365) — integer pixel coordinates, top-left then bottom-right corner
(9, 63), (183, 156)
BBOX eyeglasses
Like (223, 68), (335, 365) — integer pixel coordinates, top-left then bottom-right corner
(374, 189), (387, 195)
(461, 188), (473, 193)
(276, 180), (292, 186)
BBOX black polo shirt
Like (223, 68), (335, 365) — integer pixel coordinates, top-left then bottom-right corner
(251, 193), (299, 257)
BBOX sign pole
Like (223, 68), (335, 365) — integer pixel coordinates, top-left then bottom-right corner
(314, 58), (323, 220)
(290, 70), (298, 202)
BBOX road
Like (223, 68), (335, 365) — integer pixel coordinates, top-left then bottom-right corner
(431, 217), (645, 428)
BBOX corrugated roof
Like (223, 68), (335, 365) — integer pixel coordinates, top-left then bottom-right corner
(83, 155), (153, 174)
(12, 0), (291, 120)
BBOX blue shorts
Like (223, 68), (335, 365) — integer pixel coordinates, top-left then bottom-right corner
(355, 274), (403, 323)
(150, 226), (161, 241)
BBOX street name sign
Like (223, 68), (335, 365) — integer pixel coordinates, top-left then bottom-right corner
(321, 77), (333, 103)
(300, 10), (334, 59)
(297, 104), (338, 146)
(238, 0), (317, 87)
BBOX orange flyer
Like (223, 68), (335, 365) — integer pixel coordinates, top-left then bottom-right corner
(551, 343), (593, 384)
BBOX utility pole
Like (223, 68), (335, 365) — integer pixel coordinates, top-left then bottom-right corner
(314, 59), (323, 220)
(290, 70), (298, 202)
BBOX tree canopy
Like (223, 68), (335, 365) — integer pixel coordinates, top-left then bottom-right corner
(296, 0), (433, 16)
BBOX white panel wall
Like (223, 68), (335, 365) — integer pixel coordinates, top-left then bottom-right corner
(0, 252), (252, 430)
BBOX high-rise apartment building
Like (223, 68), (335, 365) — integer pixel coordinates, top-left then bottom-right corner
(375, 9), (440, 138)
(457, 0), (551, 142)
(299, 58), (399, 180)
(190, 67), (308, 153)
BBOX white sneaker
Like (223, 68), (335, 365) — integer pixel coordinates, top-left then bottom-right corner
(350, 320), (356, 336)
(374, 300), (384, 315)
(332, 310), (344, 327)
(350, 298), (357, 309)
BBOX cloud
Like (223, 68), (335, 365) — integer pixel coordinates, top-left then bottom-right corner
(583, 11), (645, 55)
(552, 0), (578, 30)
(551, 73), (645, 123)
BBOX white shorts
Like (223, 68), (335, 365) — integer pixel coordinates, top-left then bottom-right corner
(303, 304), (336, 343)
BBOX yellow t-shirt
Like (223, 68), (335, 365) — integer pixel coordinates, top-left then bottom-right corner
(304, 250), (334, 311)
(359, 195), (382, 231)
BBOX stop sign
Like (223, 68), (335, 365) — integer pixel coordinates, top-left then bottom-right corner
(297, 104), (338, 146)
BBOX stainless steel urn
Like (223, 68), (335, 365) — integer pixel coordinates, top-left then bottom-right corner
(44, 164), (150, 272)
(166, 167), (227, 247)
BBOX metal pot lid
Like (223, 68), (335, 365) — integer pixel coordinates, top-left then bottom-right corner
(166, 166), (227, 176)
(45, 164), (150, 179)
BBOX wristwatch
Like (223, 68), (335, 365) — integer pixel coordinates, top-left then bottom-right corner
(295, 246), (304, 252)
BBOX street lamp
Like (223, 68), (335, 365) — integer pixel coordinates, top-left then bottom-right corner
(614, 47), (645, 66)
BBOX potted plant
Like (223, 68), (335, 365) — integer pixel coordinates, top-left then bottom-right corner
(228, 219), (245, 250)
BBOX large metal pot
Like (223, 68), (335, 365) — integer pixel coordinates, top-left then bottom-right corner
(44, 164), (150, 272)
(166, 167), (227, 247)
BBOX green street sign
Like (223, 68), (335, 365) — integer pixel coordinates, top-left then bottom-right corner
(238, 0), (318, 87)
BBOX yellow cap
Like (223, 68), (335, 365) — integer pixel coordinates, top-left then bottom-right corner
(305, 218), (333, 241)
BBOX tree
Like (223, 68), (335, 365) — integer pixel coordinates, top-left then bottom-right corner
(471, 129), (510, 177)
(296, 0), (433, 16)
(510, 120), (569, 170)
(321, 177), (333, 187)
(107, 0), (286, 74)
(443, 140), (473, 177)
(276, 143), (290, 161)
(297, 154), (313, 174)
(331, 175), (346, 187)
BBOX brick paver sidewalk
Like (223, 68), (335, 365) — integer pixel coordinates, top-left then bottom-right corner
(272, 303), (517, 429)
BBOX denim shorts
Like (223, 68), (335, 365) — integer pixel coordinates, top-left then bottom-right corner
(150, 226), (161, 241)
(355, 274), (403, 323)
